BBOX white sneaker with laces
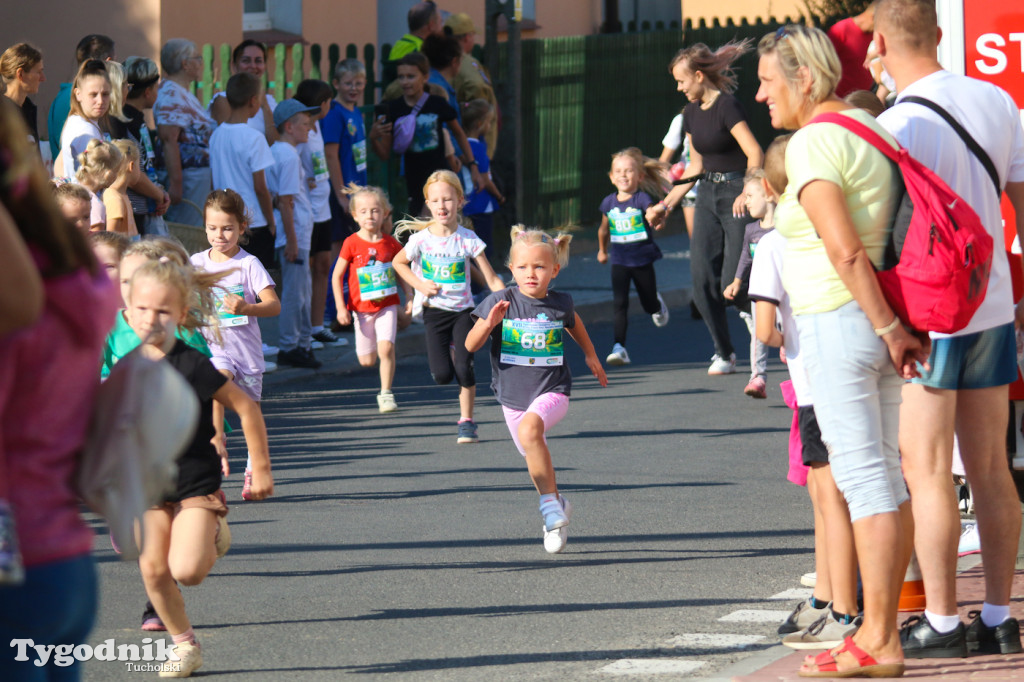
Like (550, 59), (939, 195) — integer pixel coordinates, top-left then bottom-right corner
(606, 343), (631, 366)
(542, 495), (573, 554)
(652, 293), (670, 327)
(262, 343), (279, 357)
(958, 523), (981, 557)
(263, 360), (278, 373)
(707, 353), (736, 375)
(159, 640), (202, 678)
(801, 571), (817, 587)
(377, 391), (398, 413)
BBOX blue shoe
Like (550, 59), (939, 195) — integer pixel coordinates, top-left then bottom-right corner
(541, 495), (572, 554)
(457, 420), (479, 444)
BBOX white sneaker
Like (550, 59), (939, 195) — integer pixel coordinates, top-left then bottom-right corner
(958, 523), (981, 557)
(159, 640), (202, 677)
(377, 391), (398, 414)
(801, 571), (817, 587)
(262, 343), (278, 357)
(782, 612), (861, 650)
(707, 353), (736, 375)
(263, 360), (278, 373)
(652, 293), (670, 327)
(542, 495), (573, 554)
(606, 343), (631, 366)
(311, 340), (325, 350)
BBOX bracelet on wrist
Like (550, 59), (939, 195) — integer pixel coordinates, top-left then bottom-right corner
(874, 316), (900, 336)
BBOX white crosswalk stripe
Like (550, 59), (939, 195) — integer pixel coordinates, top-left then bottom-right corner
(664, 633), (767, 649)
(718, 609), (793, 623)
(599, 659), (707, 675)
(769, 588), (814, 601)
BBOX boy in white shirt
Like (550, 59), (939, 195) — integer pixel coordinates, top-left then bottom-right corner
(268, 98), (321, 369)
(209, 72), (276, 270)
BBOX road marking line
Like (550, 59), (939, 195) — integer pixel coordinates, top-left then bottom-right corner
(769, 588), (813, 601)
(664, 633), (766, 649)
(600, 659), (707, 676)
(718, 609), (793, 624)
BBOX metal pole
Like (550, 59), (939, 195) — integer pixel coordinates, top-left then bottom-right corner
(510, 12), (522, 223)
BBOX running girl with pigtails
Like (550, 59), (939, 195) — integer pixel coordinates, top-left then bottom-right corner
(466, 225), (607, 554)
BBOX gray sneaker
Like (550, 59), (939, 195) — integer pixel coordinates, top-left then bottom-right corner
(782, 611), (861, 650)
(778, 598), (830, 636)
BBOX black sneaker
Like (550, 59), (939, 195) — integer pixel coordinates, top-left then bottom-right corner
(312, 328), (348, 347)
(899, 615), (968, 658)
(277, 347), (322, 369)
(141, 600), (165, 631)
(965, 610), (1023, 654)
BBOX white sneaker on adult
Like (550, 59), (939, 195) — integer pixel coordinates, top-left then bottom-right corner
(606, 343), (631, 366)
(652, 293), (670, 327)
(707, 353), (736, 375)
(801, 571), (817, 588)
(957, 523), (981, 557)
(263, 360), (278, 373)
(262, 343), (279, 357)
(159, 641), (202, 678)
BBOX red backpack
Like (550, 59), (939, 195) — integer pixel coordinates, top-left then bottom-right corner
(811, 112), (994, 334)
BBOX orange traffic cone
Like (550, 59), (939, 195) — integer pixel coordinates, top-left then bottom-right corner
(899, 552), (926, 612)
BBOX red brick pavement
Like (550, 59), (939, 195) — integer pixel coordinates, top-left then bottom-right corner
(734, 565), (1024, 681)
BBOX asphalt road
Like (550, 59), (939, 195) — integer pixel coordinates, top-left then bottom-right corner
(82, 304), (815, 681)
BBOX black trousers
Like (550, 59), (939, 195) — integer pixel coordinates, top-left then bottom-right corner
(422, 307), (476, 388)
(611, 263), (661, 345)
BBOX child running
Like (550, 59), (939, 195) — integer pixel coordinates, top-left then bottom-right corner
(597, 147), (671, 366)
(332, 185), (412, 413)
(467, 225), (607, 553)
(190, 189), (281, 500)
(393, 170), (505, 443)
(125, 259), (273, 677)
(723, 169), (775, 399)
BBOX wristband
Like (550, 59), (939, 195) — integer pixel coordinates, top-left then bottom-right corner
(658, 201), (673, 214)
(874, 316), (900, 336)
(467, 160), (478, 167)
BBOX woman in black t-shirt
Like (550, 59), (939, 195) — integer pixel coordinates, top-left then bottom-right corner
(370, 52), (481, 217)
(648, 42), (763, 376)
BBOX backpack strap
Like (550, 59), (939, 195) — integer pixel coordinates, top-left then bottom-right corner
(809, 112), (901, 163)
(898, 95), (1001, 196)
(413, 92), (429, 114)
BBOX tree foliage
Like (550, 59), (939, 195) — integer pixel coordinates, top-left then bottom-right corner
(802, 0), (873, 24)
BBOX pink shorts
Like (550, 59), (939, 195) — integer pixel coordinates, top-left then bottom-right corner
(354, 305), (398, 356)
(501, 392), (570, 456)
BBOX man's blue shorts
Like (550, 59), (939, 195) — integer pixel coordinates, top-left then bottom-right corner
(912, 322), (1017, 390)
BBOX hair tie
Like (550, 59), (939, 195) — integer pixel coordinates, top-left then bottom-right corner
(158, 256), (171, 263)
(553, 237), (560, 245)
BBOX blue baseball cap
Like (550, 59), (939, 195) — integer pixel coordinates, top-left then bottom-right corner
(273, 98), (320, 128)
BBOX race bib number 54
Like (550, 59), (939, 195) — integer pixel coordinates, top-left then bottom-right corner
(500, 319), (564, 366)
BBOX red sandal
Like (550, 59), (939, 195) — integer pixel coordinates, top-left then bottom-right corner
(799, 636), (905, 678)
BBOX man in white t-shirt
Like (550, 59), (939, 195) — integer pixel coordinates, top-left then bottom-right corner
(874, 0), (1024, 658)
(209, 72), (276, 270)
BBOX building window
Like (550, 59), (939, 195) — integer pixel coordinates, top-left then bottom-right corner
(243, 0), (272, 31)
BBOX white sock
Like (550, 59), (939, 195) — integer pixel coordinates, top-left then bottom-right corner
(980, 603), (1011, 628)
(924, 610), (962, 633)
(380, 389), (392, 395)
(312, 325), (324, 334)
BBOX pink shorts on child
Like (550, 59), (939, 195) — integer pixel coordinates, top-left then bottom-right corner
(354, 305), (398, 356)
(501, 392), (570, 456)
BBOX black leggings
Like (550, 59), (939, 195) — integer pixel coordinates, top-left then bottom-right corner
(422, 307), (476, 388)
(612, 263), (661, 345)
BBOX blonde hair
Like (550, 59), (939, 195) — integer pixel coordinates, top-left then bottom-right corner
(508, 224), (573, 268)
(344, 183), (392, 216)
(763, 133), (792, 197)
(610, 147), (668, 200)
(111, 139), (139, 179)
(127, 259), (224, 337)
(124, 235), (191, 266)
(105, 61), (130, 123)
(89, 230), (130, 260)
(75, 138), (123, 189)
(395, 170), (465, 236)
(757, 25), (841, 105)
(744, 168), (766, 184)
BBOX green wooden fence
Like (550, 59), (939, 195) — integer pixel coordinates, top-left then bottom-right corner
(186, 16), (800, 227)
